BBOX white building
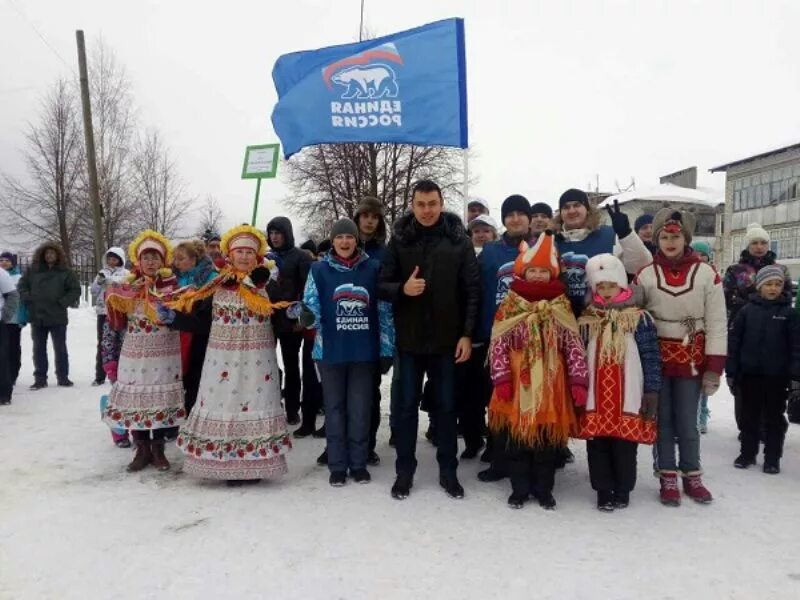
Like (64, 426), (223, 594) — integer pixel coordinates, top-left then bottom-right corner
(711, 143), (800, 277)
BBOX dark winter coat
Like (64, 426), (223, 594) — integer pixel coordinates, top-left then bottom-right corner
(727, 293), (800, 380)
(18, 243), (81, 326)
(379, 211), (479, 354)
(266, 216), (313, 334)
(723, 250), (791, 324)
(363, 237), (386, 266)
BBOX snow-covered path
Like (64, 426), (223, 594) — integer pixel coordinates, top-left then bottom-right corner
(2, 307), (800, 600)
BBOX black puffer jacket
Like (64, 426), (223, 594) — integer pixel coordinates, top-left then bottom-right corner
(727, 293), (800, 379)
(379, 211), (479, 354)
(266, 216), (312, 334)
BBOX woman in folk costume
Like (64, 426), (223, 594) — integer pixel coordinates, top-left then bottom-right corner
(163, 225), (292, 486)
(103, 230), (185, 473)
(578, 254), (662, 512)
(634, 208), (727, 506)
(488, 231), (588, 510)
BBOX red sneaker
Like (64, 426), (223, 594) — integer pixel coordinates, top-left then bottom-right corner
(659, 472), (681, 506)
(682, 474), (713, 504)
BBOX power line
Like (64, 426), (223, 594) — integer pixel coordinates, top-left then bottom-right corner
(5, 0), (76, 76)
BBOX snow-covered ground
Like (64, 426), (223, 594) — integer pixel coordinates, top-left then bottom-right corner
(2, 307), (800, 600)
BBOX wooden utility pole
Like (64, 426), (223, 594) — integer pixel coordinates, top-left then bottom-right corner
(75, 30), (105, 268)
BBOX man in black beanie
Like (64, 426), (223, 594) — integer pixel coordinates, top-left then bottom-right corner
(473, 194), (536, 480)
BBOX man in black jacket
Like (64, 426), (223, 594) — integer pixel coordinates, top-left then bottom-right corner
(266, 216), (312, 426)
(379, 180), (480, 500)
(18, 242), (81, 389)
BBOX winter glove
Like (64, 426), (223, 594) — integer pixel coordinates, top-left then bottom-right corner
(156, 304), (176, 325)
(249, 265), (272, 288)
(702, 371), (721, 396)
(96, 272), (107, 283)
(287, 302), (316, 328)
(380, 357), (393, 375)
(604, 199), (632, 239)
(570, 385), (588, 408)
(495, 381), (513, 402)
(640, 392), (659, 421)
(103, 361), (119, 384)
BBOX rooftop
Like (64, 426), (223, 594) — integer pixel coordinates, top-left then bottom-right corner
(601, 183), (723, 208)
(710, 142), (800, 173)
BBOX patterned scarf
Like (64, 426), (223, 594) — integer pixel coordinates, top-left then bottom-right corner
(579, 297), (648, 366)
(105, 271), (178, 325)
(490, 285), (578, 445)
(168, 265), (289, 317)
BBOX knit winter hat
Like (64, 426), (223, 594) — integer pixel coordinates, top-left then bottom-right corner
(0, 251), (16, 268)
(530, 202), (554, 219)
(634, 213), (654, 233)
(330, 218), (359, 241)
(652, 207), (696, 245)
(744, 223), (770, 246)
(513, 230), (560, 279)
(467, 197), (490, 214)
(559, 188), (590, 211)
(690, 241), (712, 259)
(755, 265), (785, 290)
(501, 194), (531, 222)
(585, 253), (628, 292)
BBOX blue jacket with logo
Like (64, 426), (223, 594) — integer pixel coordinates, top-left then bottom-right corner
(303, 251), (394, 364)
(476, 236), (525, 342)
(556, 225), (616, 313)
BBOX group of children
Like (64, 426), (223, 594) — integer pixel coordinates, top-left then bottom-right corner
(93, 205), (797, 507)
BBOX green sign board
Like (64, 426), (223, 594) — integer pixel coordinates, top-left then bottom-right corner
(241, 143), (280, 179)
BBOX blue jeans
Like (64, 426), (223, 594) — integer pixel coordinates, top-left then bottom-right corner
(391, 352), (458, 477)
(654, 376), (702, 473)
(31, 324), (69, 384)
(697, 393), (710, 429)
(318, 361), (376, 473)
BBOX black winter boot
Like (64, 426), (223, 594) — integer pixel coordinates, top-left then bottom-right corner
(439, 473), (464, 499)
(391, 474), (413, 500)
(127, 440), (152, 472)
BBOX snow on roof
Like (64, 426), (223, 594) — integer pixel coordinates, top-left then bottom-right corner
(600, 183), (723, 208)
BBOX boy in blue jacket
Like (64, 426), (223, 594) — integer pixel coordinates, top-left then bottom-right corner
(303, 218), (395, 486)
(727, 266), (800, 474)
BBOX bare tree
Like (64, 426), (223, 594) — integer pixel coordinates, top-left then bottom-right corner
(79, 39), (138, 249)
(284, 143), (471, 238)
(0, 79), (85, 262)
(128, 129), (194, 238)
(196, 194), (225, 238)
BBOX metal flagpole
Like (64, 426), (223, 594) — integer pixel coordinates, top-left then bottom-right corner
(462, 149), (469, 221)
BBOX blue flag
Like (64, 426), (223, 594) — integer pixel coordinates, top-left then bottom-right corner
(271, 18), (468, 158)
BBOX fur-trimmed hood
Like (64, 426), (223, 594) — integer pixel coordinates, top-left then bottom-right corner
(31, 241), (68, 271)
(353, 196), (388, 245)
(552, 204), (603, 239)
(391, 211), (467, 246)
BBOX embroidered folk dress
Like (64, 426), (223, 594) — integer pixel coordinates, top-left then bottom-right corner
(103, 300), (186, 432)
(577, 300), (661, 444)
(177, 286), (291, 480)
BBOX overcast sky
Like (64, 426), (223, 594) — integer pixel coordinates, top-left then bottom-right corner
(2, 0), (799, 238)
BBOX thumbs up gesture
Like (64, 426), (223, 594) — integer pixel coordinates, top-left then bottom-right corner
(403, 266), (426, 297)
